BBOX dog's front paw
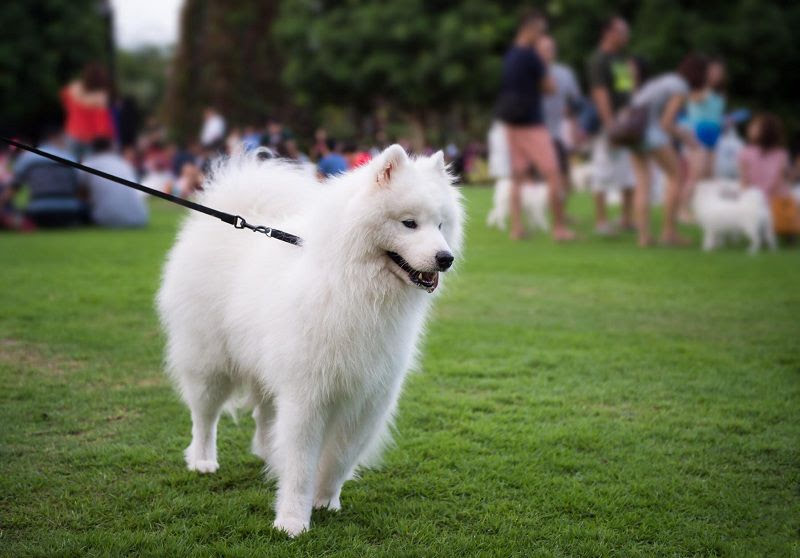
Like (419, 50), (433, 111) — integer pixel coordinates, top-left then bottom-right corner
(273, 516), (309, 537)
(313, 494), (341, 511)
(185, 457), (219, 474)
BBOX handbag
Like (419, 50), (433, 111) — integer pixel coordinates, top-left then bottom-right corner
(608, 104), (648, 147)
(771, 195), (800, 235)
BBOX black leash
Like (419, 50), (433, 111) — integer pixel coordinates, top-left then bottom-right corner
(0, 137), (303, 247)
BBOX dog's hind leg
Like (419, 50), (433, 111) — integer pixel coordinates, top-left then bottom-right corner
(182, 373), (232, 474)
(746, 225), (760, 254)
(702, 230), (715, 251)
(764, 221), (777, 251)
(251, 396), (276, 464)
(534, 202), (549, 232)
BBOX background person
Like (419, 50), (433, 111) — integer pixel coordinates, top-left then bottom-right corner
(739, 113), (800, 236)
(537, 34), (583, 201)
(679, 57), (727, 221)
(81, 138), (149, 228)
(199, 107), (226, 148)
(2, 125), (86, 227)
(496, 10), (574, 241)
(316, 139), (348, 179)
(60, 62), (115, 159)
(587, 16), (635, 234)
(629, 54), (708, 246)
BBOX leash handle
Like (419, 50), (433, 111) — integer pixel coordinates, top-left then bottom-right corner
(1, 136), (303, 247)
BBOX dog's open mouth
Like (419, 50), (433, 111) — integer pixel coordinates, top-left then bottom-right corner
(386, 251), (439, 293)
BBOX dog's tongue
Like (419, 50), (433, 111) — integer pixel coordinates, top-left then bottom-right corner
(423, 272), (439, 293)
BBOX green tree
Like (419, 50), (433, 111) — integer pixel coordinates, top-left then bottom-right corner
(0, 0), (109, 139)
(164, 0), (286, 143)
(164, 0), (799, 144)
(273, 0), (800, 142)
(550, 0), (800, 133)
(273, 0), (520, 146)
(118, 46), (171, 119)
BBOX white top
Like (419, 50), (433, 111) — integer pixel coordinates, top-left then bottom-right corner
(200, 113), (226, 147)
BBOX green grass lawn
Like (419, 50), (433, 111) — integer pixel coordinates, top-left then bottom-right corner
(1, 189), (799, 557)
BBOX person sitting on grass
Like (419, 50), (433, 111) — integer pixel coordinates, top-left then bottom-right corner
(739, 113), (800, 239)
(316, 139), (348, 180)
(2, 125), (87, 228)
(81, 138), (149, 228)
(0, 144), (35, 231)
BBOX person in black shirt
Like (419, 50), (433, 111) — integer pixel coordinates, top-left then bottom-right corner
(496, 10), (574, 241)
(586, 15), (636, 235)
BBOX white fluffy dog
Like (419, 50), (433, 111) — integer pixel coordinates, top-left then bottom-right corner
(693, 179), (776, 253)
(569, 161), (594, 192)
(486, 178), (549, 232)
(157, 145), (463, 536)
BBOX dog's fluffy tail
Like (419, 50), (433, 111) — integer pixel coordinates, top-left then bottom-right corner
(198, 149), (320, 223)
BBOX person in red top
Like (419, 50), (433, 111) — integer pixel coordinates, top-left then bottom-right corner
(343, 142), (372, 169)
(61, 62), (114, 159)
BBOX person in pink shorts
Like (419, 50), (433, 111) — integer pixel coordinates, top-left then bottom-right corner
(495, 10), (574, 241)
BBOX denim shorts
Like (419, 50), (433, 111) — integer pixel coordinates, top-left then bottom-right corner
(643, 122), (670, 151)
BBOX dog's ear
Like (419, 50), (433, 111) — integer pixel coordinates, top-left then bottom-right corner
(430, 150), (447, 174)
(376, 144), (408, 188)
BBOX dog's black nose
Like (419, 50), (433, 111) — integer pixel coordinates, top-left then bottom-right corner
(435, 251), (454, 271)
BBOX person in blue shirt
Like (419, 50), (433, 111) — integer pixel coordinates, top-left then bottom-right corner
(317, 139), (348, 179)
(679, 58), (728, 222)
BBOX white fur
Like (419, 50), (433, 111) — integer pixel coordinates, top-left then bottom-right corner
(693, 179), (776, 254)
(569, 161), (594, 192)
(157, 145), (464, 536)
(486, 178), (549, 233)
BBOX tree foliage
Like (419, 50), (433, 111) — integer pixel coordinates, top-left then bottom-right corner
(272, 0), (800, 138)
(118, 46), (171, 119)
(274, 1), (517, 114)
(163, 0), (286, 143)
(0, 0), (108, 138)
(3, 1), (798, 143)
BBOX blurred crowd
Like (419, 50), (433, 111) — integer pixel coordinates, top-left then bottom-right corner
(2, 13), (800, 248)
(0, 66), (466, 231)
(492, 10), (800, 246)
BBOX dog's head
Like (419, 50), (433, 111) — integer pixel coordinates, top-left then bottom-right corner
(357, 144), (464, 294)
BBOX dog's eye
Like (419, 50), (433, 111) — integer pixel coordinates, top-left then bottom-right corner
(402, 219), (417, 229)
(438, 223), (442, 230)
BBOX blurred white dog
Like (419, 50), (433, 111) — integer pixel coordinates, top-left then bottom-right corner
(569, 161), (594, 192)
(693, 179), (775, 253)
(486, 178), (549, 232)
